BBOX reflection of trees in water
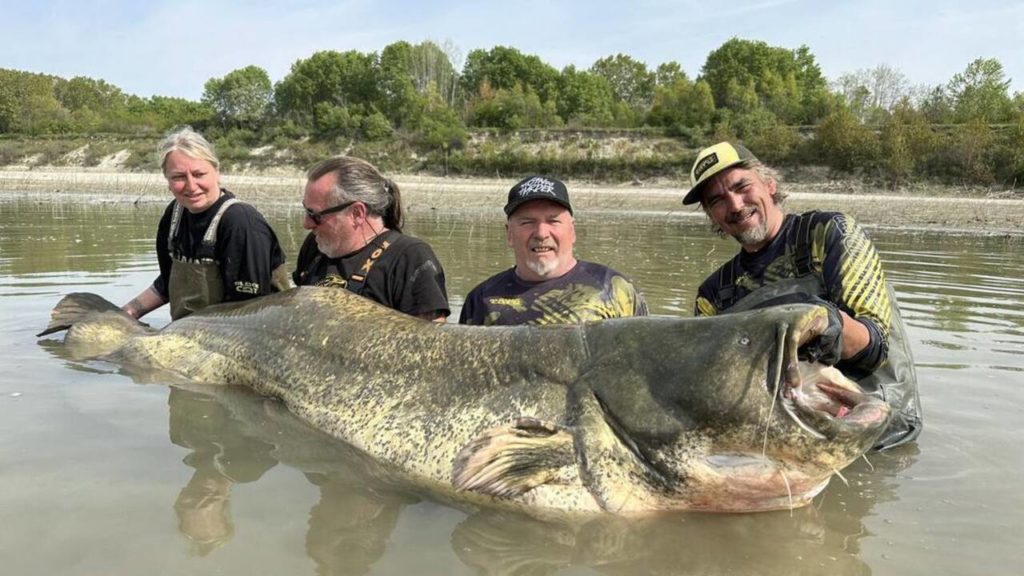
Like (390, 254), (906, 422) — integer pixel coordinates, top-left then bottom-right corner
(162, 383), (913, 575)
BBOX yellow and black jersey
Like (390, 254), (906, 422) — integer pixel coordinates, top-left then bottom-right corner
(695, 211), (891, 372)
(459, 261), (648, 326)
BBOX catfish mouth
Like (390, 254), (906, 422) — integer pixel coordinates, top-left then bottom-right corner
(782, 363), (889, 438)
(774, 307), (891, 439)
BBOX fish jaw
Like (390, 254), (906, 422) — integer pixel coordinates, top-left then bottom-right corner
(686, 453), (833, 512)
(783, 363), (892, 444)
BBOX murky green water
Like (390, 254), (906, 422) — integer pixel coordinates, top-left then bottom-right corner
(1, 196), (1021, 575)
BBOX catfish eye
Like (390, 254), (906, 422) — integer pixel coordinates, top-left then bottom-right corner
(738, 336), (751, 346)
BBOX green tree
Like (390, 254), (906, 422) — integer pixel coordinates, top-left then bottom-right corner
(700, 38), (829, 124)
(733, 109), (799, 163)
(0, 69), (66, 134)
(377, 40), (463, 130)
(412, 82), (467, 175)
(460, 46), (559, 105)
(654, 61), (687, 87)
(647, 76), (715, 134)
(878, 100), (937, 185)
(378, 41), (424, 128)
(918, 85), (954, 124)
(834, 64), (915, 123)
(590, 53), (654, 113)
(555, 65), (615, 126)
(947, 119), (996, 182)
(814, 105), (876, 172)
(467, 81), (560, 130)
(724, 77), (760, 115)
(274, 50), (381, 129)
(128, 95), (213, 132)
(53, 76), (118, 132)
(947, 57), (1014, 123)
(408, 40), (461, 108)
(202, 65), (272, 129)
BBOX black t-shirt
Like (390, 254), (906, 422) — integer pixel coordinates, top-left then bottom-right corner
(459, 261), (648, 326)
(152, 190), (287, 302)
(293, 230), (450, 319)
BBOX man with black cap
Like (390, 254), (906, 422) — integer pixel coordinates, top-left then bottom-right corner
(685, 141), (921, 450)
(459, 175), (647, 326)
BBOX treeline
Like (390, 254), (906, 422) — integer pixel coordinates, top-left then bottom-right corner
(1, 38), (1022, 186)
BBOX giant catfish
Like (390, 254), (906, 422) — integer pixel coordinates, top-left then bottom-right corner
(38, 287), (891, 514)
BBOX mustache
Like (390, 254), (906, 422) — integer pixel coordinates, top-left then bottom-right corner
(725, 206), (757, 224)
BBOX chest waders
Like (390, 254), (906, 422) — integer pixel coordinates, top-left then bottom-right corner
(716, 215), (922, 450)
(167, 199), (239, 320)
(168, 200), (292, 321)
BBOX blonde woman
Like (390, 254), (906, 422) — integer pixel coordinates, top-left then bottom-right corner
(122, 126), (289, 320)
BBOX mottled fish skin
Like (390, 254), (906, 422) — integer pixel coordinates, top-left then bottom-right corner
(41, 287), (891, 514)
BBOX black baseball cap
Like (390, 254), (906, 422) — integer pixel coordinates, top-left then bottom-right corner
(504, 175), (573, 216)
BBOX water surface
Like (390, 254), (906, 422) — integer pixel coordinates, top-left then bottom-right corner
(1, 196), (1021, 575)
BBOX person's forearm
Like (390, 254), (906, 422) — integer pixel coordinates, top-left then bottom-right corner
(122, 286), (167, 319)
(839, 310), (870, 359)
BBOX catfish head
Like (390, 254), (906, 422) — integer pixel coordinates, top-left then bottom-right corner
(566, 303), (892, 513)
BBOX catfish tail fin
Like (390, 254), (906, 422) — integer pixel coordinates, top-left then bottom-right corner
(37, 293), (153, 359)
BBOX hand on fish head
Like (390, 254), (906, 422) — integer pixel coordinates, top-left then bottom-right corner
(565, 303), (891, 513)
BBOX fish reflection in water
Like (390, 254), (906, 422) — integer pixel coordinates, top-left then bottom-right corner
(161, 383), (912, 575)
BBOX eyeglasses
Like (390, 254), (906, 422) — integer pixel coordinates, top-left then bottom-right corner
(304, 200), (357, 225)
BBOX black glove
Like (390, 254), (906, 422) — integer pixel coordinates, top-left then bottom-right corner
(743, 293), (844, 365)
(801, 299), (843, 365)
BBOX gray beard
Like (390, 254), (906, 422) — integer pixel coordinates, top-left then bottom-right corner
(525, 257), (559, 278)
(734, 221), (770, 247)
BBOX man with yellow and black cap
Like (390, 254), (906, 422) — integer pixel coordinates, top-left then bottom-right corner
(459, 175), (648, 326)
(685, 142), (921, 451)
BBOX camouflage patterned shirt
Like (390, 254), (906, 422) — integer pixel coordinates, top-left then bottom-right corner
(459, 261), (648, 326)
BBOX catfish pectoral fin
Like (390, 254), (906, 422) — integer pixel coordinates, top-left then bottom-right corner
(452, 418), (575, 498)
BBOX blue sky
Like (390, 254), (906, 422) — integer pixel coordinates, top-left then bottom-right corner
(2, 0), (1021, 101)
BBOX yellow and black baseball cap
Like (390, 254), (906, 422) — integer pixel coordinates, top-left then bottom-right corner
(682, 142), (758, 205)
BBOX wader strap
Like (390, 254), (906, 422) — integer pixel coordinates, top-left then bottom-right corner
(203, 199), (240, 246)
(167, 197), (241, 255)
(794, 211), (816, 277)
(168, 202), (184, 253)
(715, 262), (738, 311)
(346, 238), (392, 296)
(166, 197), (240, 319)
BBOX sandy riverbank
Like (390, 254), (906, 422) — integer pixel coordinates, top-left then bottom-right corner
(1, 168), (1022, 235)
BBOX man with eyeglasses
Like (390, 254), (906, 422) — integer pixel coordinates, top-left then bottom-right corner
(293, 156), (450, 322)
